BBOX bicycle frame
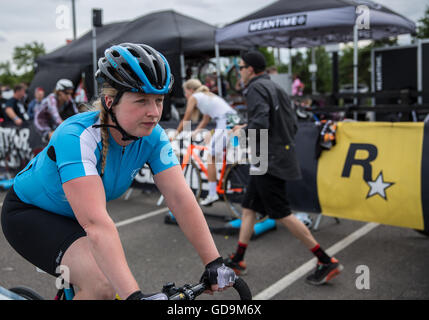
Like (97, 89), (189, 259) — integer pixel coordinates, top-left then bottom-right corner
(182, 140), (243, 196)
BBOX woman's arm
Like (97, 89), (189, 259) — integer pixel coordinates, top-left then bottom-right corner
(62, 175), (139, 299)
(174, 96), (198, 138)
(153, 165), (220, 266)
(194, 114), (211, 133)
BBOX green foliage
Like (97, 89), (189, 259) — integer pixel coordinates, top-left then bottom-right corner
(0, 61), (16, 86)
(416, 5), (429, 39)
(0, 41), (45, 87)
(258, 47), (276, 67)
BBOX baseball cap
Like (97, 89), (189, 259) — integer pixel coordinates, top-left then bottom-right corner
(241, 51), (266, 71)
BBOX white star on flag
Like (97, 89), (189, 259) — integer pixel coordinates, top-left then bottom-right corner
(366, 171), (394, 200)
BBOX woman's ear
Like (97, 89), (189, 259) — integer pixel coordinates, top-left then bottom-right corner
(104, 95), (114, 109)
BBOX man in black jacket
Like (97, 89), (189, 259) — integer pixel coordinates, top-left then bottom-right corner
(225, 51), (343, 286)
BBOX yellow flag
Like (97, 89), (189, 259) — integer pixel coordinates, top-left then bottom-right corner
(317, 122), (425, 230)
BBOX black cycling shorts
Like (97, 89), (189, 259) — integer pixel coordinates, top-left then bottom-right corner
(241, 173), (292, 219)
(1, 187), (86, 276)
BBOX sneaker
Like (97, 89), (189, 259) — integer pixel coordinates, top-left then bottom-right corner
(306, 258), (343, 285)
(224, 254), (247, 275)
(199, 194), (219, 206)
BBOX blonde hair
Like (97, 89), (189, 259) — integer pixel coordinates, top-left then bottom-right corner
(183, 79), (213, 96)
(91, 84), (118, 177)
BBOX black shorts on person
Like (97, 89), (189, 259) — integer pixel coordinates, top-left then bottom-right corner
(1, 187), (86, 276)
(241, 173), (292, 219)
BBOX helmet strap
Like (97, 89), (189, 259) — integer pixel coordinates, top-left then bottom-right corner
(92, 91), (139, 141)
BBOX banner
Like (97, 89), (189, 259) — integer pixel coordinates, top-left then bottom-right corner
(317, 122), (427, 231)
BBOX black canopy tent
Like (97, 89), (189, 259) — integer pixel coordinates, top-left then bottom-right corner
(30, 10), (243, 117)
(214, 0), (416, 97)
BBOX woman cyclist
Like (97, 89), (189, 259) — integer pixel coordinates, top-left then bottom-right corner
(1, 43), (236, 300)
(173, 79), (240, 206)
(34, 79), (78, 141)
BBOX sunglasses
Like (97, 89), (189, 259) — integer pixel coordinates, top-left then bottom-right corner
(239, 65), (249, 70)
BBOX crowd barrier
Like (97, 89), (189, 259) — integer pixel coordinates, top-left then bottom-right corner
(133, 121), (429, 233)
(1, 120), (427, 233)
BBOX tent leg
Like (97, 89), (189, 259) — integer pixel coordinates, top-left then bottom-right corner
(353, 24), (358, 119)
(215, 44), (222, 97)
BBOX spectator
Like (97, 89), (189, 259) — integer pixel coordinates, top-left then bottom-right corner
(292, 73), (305, 96)
(266, 66), (278, 75)
(0, 86), (5, 122)
(224, 51), (343, 286)
(27, 87), (45, 120)
(2, 84), (29, 127)
(34, 79), (78, 141)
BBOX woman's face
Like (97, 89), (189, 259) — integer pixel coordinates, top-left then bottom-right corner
(109, 92), (164, 138)
(184, 87), (193, 99)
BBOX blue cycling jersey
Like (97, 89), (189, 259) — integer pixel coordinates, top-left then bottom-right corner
(13, 111), (179, 219)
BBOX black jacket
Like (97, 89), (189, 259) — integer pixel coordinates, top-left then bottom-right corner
(244, 74), (302, 181)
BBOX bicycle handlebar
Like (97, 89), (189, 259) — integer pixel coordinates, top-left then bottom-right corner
(163, 277), (252, 300)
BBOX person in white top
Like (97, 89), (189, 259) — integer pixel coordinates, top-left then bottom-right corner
(173, 79), (239, 206)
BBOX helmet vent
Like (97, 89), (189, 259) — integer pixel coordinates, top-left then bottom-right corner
(121, 63), (141, 84)
(128, 49), (140, 58)
(111, 50), (120, 57)
(139, 63), (156, 85)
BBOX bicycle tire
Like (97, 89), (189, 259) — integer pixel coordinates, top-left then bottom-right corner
(183, 159), (202, 202)
(9, 286), (44, 300)
(227, 66), (242, 94)
(222, 164), (267, 222)
(233, 277), (252, 300)
(197, 60), (217, 85)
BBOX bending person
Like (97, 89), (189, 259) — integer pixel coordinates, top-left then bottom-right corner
(174, 79), (240, 206)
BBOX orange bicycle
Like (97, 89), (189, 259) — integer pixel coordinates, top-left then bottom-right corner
(160, 135), (256, 221)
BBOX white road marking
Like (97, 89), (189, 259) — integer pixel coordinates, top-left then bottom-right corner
(114, 207), (170, 228)
(254, 222), (380, 300)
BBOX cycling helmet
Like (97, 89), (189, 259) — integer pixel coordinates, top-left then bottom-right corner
(96, 43), (173, 95)
(93, 43), (173, 141)
(55, 79), (74, 91)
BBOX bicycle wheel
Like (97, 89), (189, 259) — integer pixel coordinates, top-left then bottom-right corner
(227, 66), (242, 93)
(9, 286), (44, 300)
(222, 164), (267, 221)
(183, 159), (202, 202)
(198, 60), (217, 84)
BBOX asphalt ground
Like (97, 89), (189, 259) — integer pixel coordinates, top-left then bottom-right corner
(0, 187), (428, 301)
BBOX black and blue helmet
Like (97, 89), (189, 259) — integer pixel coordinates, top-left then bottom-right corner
(96, 43), (174, 95)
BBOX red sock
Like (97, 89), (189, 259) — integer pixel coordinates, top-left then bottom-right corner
(233, 241), (248, 262)
(310, 244), (331, 264)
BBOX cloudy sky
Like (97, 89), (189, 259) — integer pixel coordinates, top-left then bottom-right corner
(0, 0), (427, 70)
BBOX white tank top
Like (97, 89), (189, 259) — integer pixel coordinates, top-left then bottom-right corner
(192, 92), (235, 121)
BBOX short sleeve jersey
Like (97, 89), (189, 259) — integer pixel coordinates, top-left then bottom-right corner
(192, 92), (236, 120)
(13, 111), (179, 218)
(2, 97), (29, 125)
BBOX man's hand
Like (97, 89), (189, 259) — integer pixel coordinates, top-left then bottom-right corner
(232, 124), (247, 133)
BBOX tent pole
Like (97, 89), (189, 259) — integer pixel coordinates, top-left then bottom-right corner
(180, 53), (186, 81)
(417, 39), (422, 106)
(353, 24), (358, 119)
(288, 47), (293, 94)
(311, 47), (317, 94)
(92, 27), (98, 98)
(215, 43), (222, 97)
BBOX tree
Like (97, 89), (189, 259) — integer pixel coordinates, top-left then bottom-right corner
(416, 5), (429, 39)
(0, 61), (16, 86)
(12, 41), (46, 83)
